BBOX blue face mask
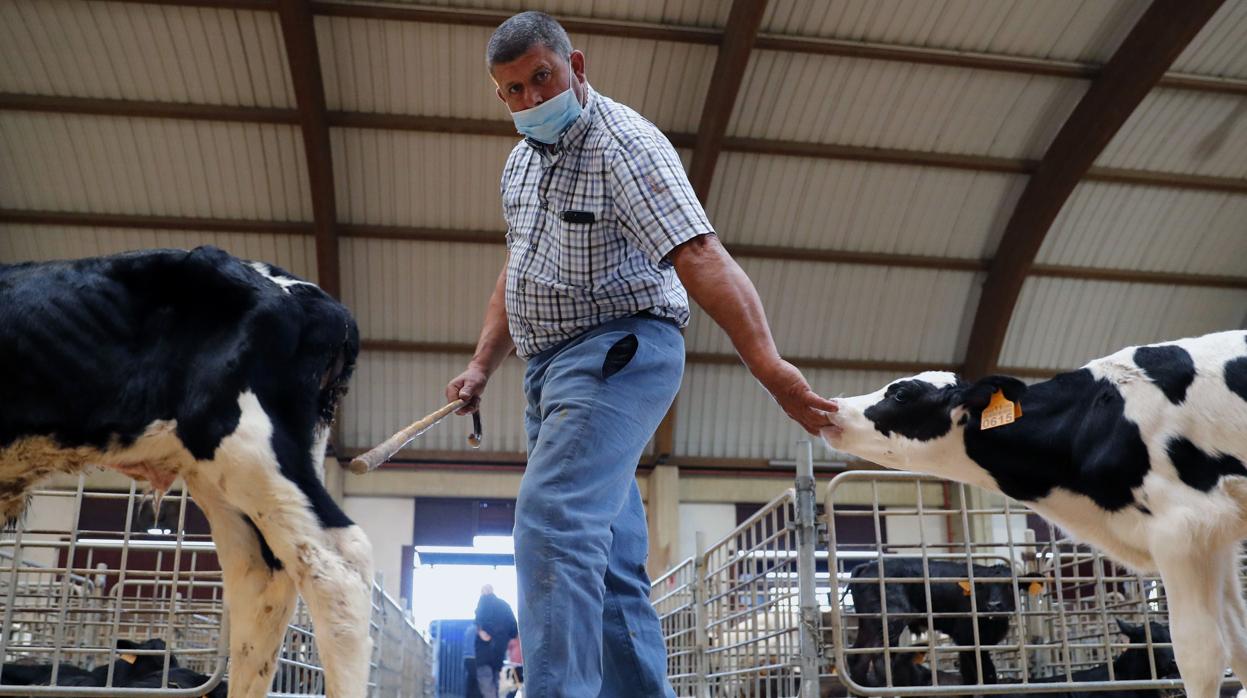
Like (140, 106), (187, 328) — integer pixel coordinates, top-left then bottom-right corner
(511, 71), (582, 144)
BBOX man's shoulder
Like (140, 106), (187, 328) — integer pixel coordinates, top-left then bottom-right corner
(588, 91), (669, 157)
(503, 138), (532, 173)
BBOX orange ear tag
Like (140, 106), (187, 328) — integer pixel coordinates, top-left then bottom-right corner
(1028, 581), (1044, 597)
(980, 390), (1022, 430)
(958, 581), (972, 596)
(120, 654), (137, 664)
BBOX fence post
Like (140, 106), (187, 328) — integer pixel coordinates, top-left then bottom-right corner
(795, 440), (821, 698)
(693, 530), (711, 698)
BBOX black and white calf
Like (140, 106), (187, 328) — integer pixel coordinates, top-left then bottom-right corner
(822, 330), (1247, 698)
(0, 247), (369, 698)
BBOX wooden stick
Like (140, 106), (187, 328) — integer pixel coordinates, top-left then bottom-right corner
(349, 400), (465, 474)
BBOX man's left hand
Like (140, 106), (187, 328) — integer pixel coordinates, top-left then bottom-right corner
(753, 359), (838, 436)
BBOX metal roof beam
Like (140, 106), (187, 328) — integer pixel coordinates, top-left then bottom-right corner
(664, 0), (768, 461)
(688, 0), (768, 200)
(78, 1), (1247, 96)
(7, 210), (1247, 291)
(83, 0), (276, 8)
(961, 0), (1227, 379)
(277, 0), (340, 298)
(305, 1), (1247, 97)
(6, 95), (1247, 195)
(355, 339), (1058, 380)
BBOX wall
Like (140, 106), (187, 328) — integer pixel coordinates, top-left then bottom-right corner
(676, 502), (737, 562)
(343, 496), (415, 602)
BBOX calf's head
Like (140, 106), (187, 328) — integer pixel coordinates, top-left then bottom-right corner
(1115, 619), (1179, 679)
(961, 564), (1025, 616)
(822, 372), (1028, 476)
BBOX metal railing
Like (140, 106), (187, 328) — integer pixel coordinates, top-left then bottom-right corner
(650, 442), (824, 698)
(822, 470), (1196, 696)
(652, 461), (1215, 697)
(2, 477), (434, 697)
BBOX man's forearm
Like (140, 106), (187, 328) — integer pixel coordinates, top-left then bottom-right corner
(471, 264), (516, 375)
(672, 235), (780, 376)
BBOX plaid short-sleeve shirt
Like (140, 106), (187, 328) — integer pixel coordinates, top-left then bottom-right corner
(501, 85), (714, 358)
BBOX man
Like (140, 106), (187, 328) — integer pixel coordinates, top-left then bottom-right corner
(474, 585), (518, 698)
(446, 11), (837, 697)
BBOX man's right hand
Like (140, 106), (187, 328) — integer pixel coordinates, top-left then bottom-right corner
(446, 364), (489, 415)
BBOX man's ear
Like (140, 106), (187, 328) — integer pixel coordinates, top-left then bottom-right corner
(958, 375), (1028, 413)
(570, 49), (586, 81)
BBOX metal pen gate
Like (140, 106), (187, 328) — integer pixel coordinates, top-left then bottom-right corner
(653, 453), (1215, 697)
(1, 477), (434, 697)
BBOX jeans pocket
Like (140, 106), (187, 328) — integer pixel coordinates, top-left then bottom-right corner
(601, 334), (639, 380)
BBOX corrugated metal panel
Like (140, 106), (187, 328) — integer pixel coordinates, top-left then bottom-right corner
(340, 238), (504, 343)
(708, 152), (1025, 259)
(572, 34), (714, 134)
(341, 351), (528, 454)
(317, 17), (715, 133)
(685, 260), (982, 364)
(331, 129), (513, 228)
(0, 224), (318, 280)
(1172, 0), (1247, 78)
(999, 277), (1247, 370)
(675, 365), (900, 459)
(339, 0), (729, 27)
(1096, 89), (1247, 178)
(1039, 182), (1247, 277)
(729, 51), (1088, 159)
(318, 19), (500, 118)
(0, 0), (293, 106)
(0, 112), (311, 220)
(761, 0), (1144, 63)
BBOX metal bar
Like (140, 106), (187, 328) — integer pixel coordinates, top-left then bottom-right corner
(48, 475), (86, 684)
(795, 440), (821, 698)
(818, 469), (1227, 696)
(693, 531), (710, 698)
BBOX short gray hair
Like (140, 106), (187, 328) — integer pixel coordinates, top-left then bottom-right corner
(486, 11), (572, 69)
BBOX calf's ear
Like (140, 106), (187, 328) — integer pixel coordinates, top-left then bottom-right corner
(1116, 618), (1143, 639)
(958, 375), (1028, 413)
(1020, 579), (1045, 597)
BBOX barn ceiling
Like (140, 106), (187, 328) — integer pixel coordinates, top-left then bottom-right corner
(2, 0), (1245, 469)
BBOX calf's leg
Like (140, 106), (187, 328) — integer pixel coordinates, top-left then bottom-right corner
(1154, 540), (1227, 698)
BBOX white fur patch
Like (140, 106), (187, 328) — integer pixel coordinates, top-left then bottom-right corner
(247, 261), (317, 294)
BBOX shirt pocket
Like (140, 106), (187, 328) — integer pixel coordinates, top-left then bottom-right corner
(549, 192), (613, 289)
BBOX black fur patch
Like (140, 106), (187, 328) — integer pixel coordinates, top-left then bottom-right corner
(0, 247), (359, 532)
(1133, 345), (1196, 404)
(602, 334), (638, 380)
(244, 515), (283, 571)
(1166, 436), (1247, 492)
(864, 380), (956, 442)
(1226, 355), (1247, 403)
(964, 370), (1151, 510)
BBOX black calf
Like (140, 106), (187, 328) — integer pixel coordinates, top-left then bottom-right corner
(1020, 620), (1179, 698)
(0, 638), (226, 696)
(847, 558), (1024, 686)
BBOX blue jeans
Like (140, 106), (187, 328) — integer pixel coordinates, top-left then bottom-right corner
(515, 314), (682, 698)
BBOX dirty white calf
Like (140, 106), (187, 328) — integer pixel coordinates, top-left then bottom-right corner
(0, 247), (372, 698)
